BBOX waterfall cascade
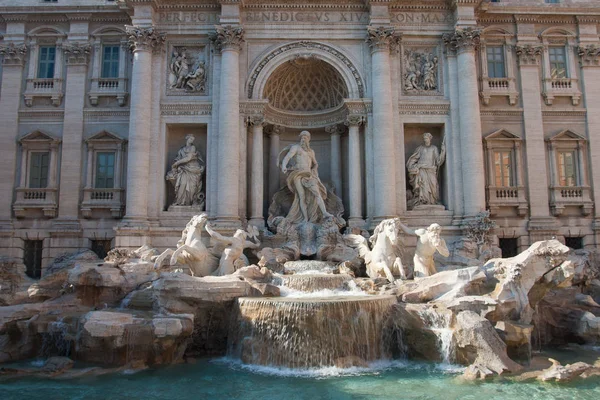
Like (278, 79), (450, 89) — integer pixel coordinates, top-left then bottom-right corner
(228, 261), (398, 368)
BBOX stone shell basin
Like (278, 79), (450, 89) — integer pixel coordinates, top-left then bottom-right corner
(228, 295), (398, 369)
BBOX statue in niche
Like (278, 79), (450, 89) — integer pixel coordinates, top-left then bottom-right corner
(169, 48), (207, 93)
(279, 130), (333, 224)
(166, 134), (205, 208)
(406, 132), (445, 209)
(403, 50), (439, 92)
(398, 222), (450, 278)
(204, 223), (261, 276)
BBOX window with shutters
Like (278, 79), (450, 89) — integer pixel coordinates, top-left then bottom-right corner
(13, 131), (60, 219)
(95, 152), (115, 189)
(37, 46), (56, 79)
(101, 45), (120, 79)
(486, 46), (506, 78)
(29, 152), (49, 188)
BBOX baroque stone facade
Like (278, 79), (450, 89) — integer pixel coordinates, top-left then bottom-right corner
(1, 0), (600, 273)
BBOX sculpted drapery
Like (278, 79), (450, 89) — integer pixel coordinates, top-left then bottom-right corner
(167, 134), (205, 208)
(407, 132), (446, 208)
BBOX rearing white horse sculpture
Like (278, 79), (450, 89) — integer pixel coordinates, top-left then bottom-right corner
(343, 218), (406, 282)
(154, 213), (219, 276)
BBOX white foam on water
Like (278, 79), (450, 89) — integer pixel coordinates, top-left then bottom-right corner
(213, 358), (465, 378)
(278, 285), (369, 298)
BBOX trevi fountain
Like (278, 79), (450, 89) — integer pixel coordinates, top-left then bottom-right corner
(1, 130), (600, 399)
(2, 0), (600, 398)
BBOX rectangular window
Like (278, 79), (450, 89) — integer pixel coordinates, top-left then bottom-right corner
(549, 47), (567, 79)
(24, 240), (43, 279)
(95, 152), (115, 189)
(486, 46), (506, 78)
(494, 150), (512, 187)
(558, 150), (577, 187)
(29, 152), (49, 189)
(101, 45), (120, 79)
(37, 46), (56, 79)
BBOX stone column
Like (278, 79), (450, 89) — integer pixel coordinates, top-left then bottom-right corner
(443, 27), (486, 217)
(0, 43), (27, 229)
(326, 124), (343, 197)
(577, 44), (600, 244)
(122, 26), (165, 225)
(367, 26), (398, 221)
(345, 115), (365, 224)
(248, 116), (266, 228)
(54, 42), (92, 227)
(210, 25), (244, 227)
(268, 125), (282, 201)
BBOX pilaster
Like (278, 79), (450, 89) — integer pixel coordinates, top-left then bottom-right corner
(443, 27), (486, 216)
(54, 41), (91, 230)
(0, 42), (27, 230)
(514, 44), (553, 223)
(578, 44), (600, 227)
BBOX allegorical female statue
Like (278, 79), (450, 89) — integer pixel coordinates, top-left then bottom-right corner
(406, 132), (446, 209)
(166, 134), (205, 208)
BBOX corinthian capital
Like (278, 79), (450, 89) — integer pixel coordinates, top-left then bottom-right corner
(210, 25), (245, 52)
(63, 42), (91, 65)
(442, 27), (481, 53)
(0, 42), (28, 66)
(345, 115), (365, 127)
(578, 44), (600, 67)
(514, 44), (544, 66)
(126, 25), (166, 53)
(247, 115), (267, 127)
(366, 26), (400, 53)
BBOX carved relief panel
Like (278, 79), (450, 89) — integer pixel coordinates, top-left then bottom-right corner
(401, 44), (442, 96)
(166, 44), (208, 95)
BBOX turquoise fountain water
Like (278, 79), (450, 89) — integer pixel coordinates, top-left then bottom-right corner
(1, 357), (600, 400)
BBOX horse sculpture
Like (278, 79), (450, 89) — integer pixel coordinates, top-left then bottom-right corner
(154, 213), (219, 276)
(343, 218), (407, 282)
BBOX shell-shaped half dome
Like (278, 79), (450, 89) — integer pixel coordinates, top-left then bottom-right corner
(263, 57), (349, 112)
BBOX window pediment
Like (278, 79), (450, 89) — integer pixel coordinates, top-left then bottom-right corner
(485, 129), (521, 141)
(86, 130), (126, 144)
(19, 130), (60, 144)
(548, 129), (586, 142)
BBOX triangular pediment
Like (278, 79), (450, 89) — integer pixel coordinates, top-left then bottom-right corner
(549, 129), (586, 142)
(19, 130), (59, 143)
(86, 130), (125, 143)
(484, 129), (521, 141)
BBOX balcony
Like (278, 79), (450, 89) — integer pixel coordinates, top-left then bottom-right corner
(23, 78), (64, 107)
(89, 77), (128, 106)
(543, 78), (581, 106)
(480, 77), (519, 106)
(549, 185), (593, 216)
(13, 188), (58, 218)
(486, 186), (528, 216)
(81, 188), (124, 218)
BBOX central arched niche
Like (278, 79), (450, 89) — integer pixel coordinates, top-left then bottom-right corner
(263, 57), (349, 112)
